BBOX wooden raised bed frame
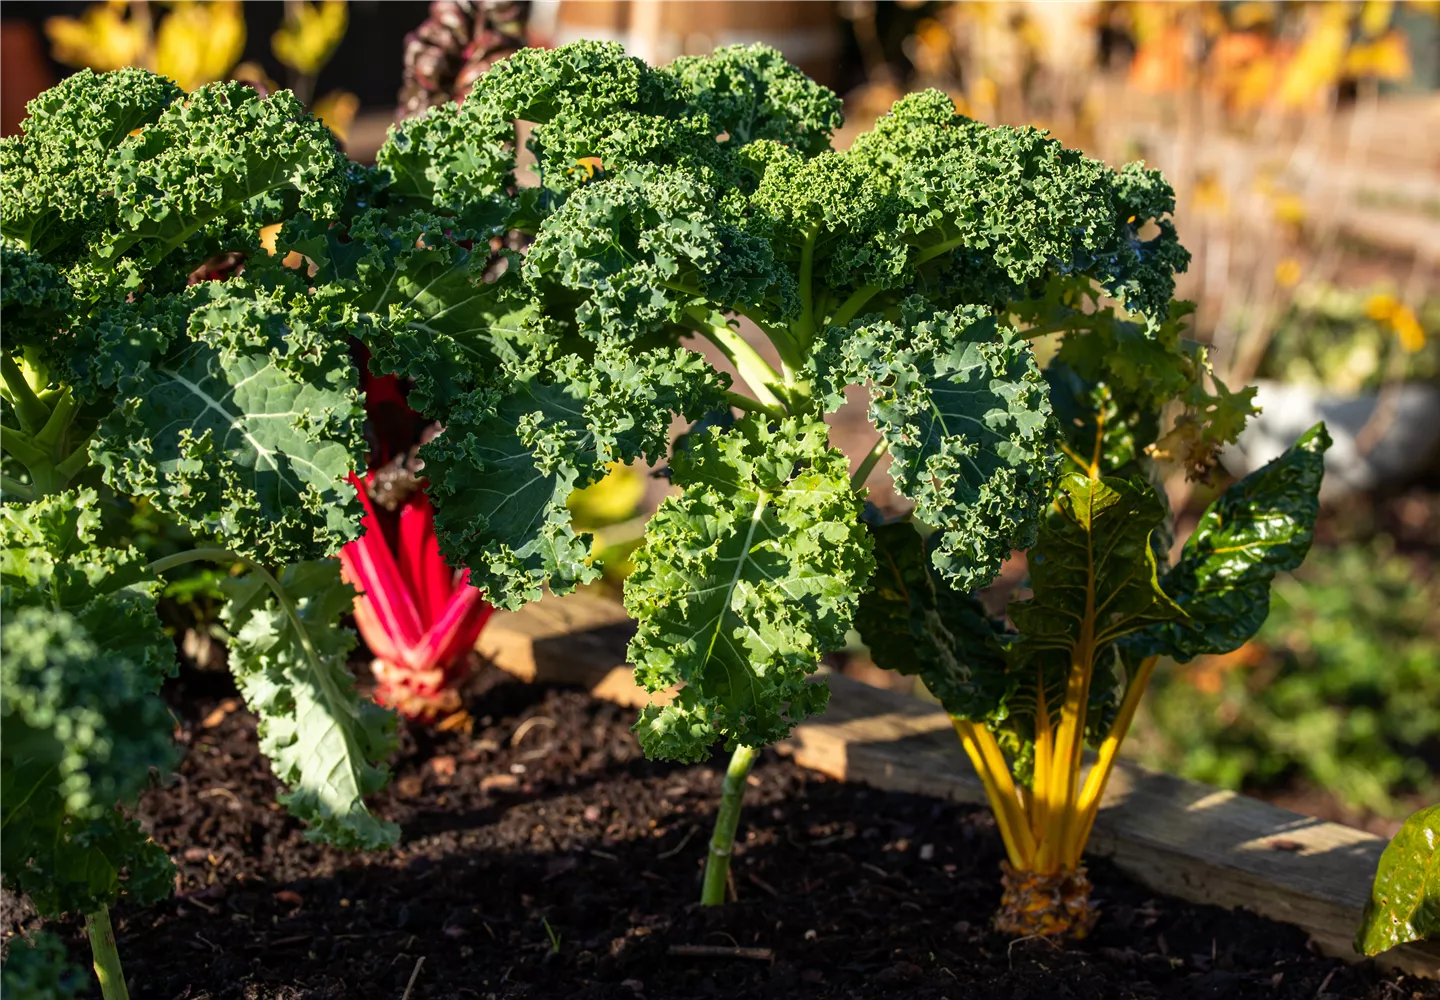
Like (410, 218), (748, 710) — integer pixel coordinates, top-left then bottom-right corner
(477, 591), (1440, 978)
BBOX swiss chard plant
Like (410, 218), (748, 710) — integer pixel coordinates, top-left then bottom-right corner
(1, 70), (395, 996)
(268, 39), (1326, 916)
(1356, 802), (1439, 959)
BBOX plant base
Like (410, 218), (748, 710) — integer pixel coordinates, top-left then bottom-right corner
(994, 862), (1099, 939)
(370, 656), (470, 722)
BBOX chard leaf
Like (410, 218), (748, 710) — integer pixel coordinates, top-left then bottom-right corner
(1007, 475), (1184, 728)
(626, 416), (874, 762)
(855, 520), (1011, 722)
(92, 279), (365, 565)
(823, 303), (1055, 591)
(221, 560), (398, 851)
(1127, 423), (1330, 662)
(1357, 803), (1440, 957)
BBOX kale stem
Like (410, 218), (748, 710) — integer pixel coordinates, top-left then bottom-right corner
(1, 354), (50, 436)
(700, 744), (759, 906)
(850, 436), (890, 492)
(0, 474), (34, 501)
(85, 905), (130, 1000)
(794, 227), (819, 351)
(684, 311), (788, 414)
(146, 548), (241, 576)
(830, 284), (881, 329)
(724, 391), (781, 417)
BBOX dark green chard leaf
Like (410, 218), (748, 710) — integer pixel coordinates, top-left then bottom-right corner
(1127, 423), (1331, 662)
(1357, 803), (1440, 956)
(854, 520), (1011, 723)
(1007, 475), (1184, 726)
(626, 416), (874, 762)
(221, 560), (399, 851)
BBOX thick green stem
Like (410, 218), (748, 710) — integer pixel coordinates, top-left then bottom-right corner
(700, 744), (759, 907)
(0, 474), (35, 501)
(724, 391), (782, 417)
(850, 436), (890, 492)
(85, 906), (130, 1000)
(794, 227), (819, 351)
(913, 235), (966, 266)
(1, 354), (50, 435)
(830, 284), (881, 330)
(685, 311), (789, 414)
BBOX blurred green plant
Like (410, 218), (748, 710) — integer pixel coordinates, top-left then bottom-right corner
(1132, 538), (1440, 818)
(1256, 283), (1438, 393)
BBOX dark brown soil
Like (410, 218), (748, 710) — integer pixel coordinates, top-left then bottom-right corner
(6, 668), (1436, 1000)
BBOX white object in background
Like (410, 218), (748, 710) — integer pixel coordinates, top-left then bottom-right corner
(1222, 380), (1440, 500)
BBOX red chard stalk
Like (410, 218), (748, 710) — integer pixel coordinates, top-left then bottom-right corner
(340, 472), (494, 720)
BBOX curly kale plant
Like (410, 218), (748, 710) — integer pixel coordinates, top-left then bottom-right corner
(2, 70), (394, 997)
(263, 40), (1313, 911)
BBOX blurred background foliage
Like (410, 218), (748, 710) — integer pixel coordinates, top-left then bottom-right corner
(1, 0), (1435, 831)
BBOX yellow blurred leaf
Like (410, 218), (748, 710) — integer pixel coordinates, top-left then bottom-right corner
(1360, 0), (1395, 37)
(1190, 171), (1230, 216)
(45, 3), (150, 72)
(1366, 292), (1400, 321)
(1274, 256), (1303, 288)
(1391, 305), (1426, 353)
(1277, 5), (1349, 109)
(1272, 192), (1307, 226)
(1344, 32), (1413, 81)
(1229, 2), (1278, 31)
(567, 463), (647, 529)
(311, 89), (359, 142)
(273, 0), (349, 78)
(154, 1), (246, 91)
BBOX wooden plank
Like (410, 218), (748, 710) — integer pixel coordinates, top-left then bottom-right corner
(479, 595), (1439, 977)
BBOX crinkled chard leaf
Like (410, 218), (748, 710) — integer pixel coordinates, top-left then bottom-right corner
(855, 520), (1011, 722)
(221, 560), (399, 851)
(1356, 803), (1440, 957)
(1127, 423), (1330, 662)
(626, 416), (874, 762)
